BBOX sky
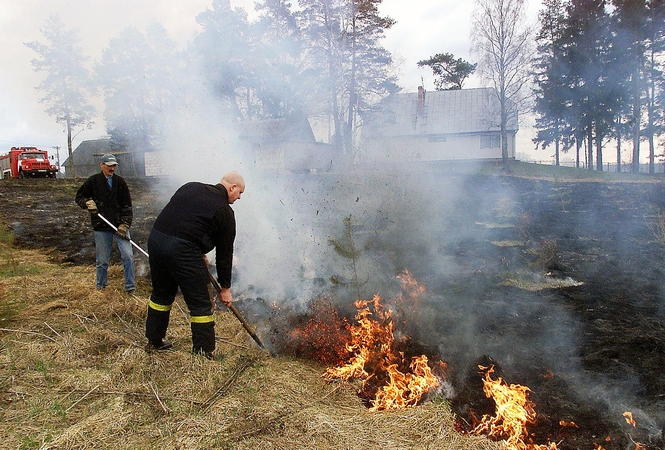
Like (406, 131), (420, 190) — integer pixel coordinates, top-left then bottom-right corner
(0, 0), (546, 165)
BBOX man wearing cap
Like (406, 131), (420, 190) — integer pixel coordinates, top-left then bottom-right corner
(75, 153), (135, 293)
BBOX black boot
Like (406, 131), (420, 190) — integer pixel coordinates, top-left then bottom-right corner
(191, 321), (215, 356)
(145, 305), (171, 344)
(146, 339), (173, 351)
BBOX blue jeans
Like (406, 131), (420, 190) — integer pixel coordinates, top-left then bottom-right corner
(94, 230), (135, 291)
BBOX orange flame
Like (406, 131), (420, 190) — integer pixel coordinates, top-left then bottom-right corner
(397, 269), (426, 299)
(623, 411), (636, 427)
(623, 412), (646, 450)
(323, 272), (445, 411)
(559, 420), (578, 428)
(472, 365), (558, 450)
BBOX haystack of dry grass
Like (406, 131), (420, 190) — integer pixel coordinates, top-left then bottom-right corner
(0, 241), (501, 450)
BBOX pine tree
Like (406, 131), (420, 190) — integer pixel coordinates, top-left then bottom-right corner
(249, 0), (306, 119)
(298, 0), (398, 160)
(417, 53), (477, 90)
(191, 0), (251, 120)
(96, 24), (179, 150)
(533, 0), (570, 166)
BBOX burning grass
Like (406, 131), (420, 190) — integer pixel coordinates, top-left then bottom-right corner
(321, 294), (448, 411)
(470, 366), (559, 450)
(274, 271), (452, 412)
(0, 242), (501, 449)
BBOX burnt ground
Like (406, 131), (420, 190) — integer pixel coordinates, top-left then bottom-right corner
(2, 174), (665, 449)
(0, 178), (177, 268)
(433, 176), (665, 449)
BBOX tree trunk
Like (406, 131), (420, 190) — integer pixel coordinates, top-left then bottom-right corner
(632, 67), (641, 174)
(326, 35), (343, 157)
(501, 95), (510, 173)
(345, 12), (357, 161)
(576, 139), (581, 169)
(587, 128), (593, 170)
(647, 66), (655, 175)
(501, 130), (510, 173)
(596, 127), (602, 171)
(616, 122), (622, 174)
(647, 12), (656, 175)
(554, 118), (560, 166)
(67, 115), (75, 179)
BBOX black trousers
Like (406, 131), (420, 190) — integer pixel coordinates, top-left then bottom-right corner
(145, 229), (215, 353)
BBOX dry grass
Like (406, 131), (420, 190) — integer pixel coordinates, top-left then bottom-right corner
(499, 269), (584, 291)
(0, 243), (501, 450)
(645, 208), (665, 244)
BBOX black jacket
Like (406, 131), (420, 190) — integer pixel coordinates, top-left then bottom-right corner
(152, 182), (236, 288)
(75, 172), (133, 232)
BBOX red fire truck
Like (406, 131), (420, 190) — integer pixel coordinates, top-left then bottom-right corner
(0, 147), (58, 179)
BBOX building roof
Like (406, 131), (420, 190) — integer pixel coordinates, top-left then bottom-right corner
(63, 140), (142, 166)
(236, 115), (316, 144)
(62, 139), (145, 177)
(363, 87), (518, 138)
(62, 139), (114, 167)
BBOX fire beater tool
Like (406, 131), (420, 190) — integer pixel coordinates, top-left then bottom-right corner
(206, 268), (267, 350)
(96, 213), (150, 258)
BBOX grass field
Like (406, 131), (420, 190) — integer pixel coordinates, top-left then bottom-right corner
(0, 239), (500, 450)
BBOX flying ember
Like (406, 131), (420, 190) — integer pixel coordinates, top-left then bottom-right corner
(623, 412), (637, 428)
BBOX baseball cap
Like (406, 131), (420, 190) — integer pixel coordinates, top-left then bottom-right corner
(101, 154), (118, 166)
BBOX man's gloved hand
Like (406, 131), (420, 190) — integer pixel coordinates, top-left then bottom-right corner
(85, 200), (98, 215)
(116, 223), (129, 240)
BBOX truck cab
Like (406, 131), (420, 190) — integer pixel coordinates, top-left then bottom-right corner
(0, 147), (58, 179)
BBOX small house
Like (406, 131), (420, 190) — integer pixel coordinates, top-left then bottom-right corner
(63, 139), (145, 178)
(236, 115), (335, 173)
(360, 87), (518, 163)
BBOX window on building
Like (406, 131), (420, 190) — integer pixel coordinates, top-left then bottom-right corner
(480, 134), (500, 148)
(428, 134), (447, 143)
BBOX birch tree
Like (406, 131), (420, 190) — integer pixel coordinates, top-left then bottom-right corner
(471, 0), (534, 172)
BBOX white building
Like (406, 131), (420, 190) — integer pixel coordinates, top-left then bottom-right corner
(360, 87), (518, 163)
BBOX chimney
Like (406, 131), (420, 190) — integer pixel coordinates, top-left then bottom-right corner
(417, 86), (425, 115)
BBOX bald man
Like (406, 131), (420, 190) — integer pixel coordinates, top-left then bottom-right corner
(145, 172), (245, 358)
